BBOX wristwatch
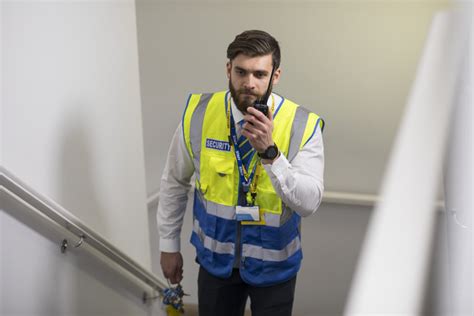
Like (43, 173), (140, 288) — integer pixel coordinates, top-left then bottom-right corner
(258, 144), (279, 160)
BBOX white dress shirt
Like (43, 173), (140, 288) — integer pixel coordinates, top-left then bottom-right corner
(157, 93), (324, 252)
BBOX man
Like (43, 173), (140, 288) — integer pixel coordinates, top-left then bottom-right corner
(157, 30), (324, 316)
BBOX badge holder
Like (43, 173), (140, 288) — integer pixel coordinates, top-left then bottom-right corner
(236, 205), (260, 221)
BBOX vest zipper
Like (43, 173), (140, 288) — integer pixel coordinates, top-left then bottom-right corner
(234, 221), (243, 268)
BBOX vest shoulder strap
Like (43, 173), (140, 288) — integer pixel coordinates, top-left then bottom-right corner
(182, 93), (214, 159)
(287, 104), (325, 162)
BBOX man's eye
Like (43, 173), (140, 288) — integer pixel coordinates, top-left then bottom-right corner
(256, 73), (265, 78)
(236, 70), (245, 75)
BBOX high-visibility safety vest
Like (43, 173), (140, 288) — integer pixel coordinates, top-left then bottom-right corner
(182, 91), (324, 286)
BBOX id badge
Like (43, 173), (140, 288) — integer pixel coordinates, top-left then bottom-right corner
(236, 206), (260, 222)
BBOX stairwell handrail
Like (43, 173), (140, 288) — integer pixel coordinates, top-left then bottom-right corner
(0, 166), (168, 296)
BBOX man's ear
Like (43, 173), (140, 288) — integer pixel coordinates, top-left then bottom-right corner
(272, 68), (281, 85)
(226, 62), (231, 79)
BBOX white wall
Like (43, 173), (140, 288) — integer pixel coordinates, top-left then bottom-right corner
(2, 0), (150, 268)
(427, 6), (473, 314)
(443, 14), (473, 312)
(0, 0), (3, 165)
(2, 1), (159, 314)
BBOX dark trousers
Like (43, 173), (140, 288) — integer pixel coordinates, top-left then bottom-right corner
(198, 266), (297, 316)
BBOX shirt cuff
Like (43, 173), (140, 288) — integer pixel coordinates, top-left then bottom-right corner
(159, 237), (181, 253)
(263, 153), (290, 177)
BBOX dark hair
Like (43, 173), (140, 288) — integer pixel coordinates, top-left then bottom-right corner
(227, 30), (281, 69)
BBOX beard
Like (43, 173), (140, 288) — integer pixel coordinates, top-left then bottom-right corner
(229, 79), (264, 113)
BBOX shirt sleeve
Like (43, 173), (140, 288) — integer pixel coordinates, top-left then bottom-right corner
(263, 125), (325, 217)
(156, 124), (195, 252)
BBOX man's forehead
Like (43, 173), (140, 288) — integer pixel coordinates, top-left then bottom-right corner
(230, 54), (273, 71)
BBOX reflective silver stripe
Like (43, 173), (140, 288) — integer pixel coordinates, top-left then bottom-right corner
(190, 93), (212, 182)
(195, 189), (235, 220)
(193, 219), (235, 255)
(205, 197), (235, 220)
(264, 212), (281, 227)
(281, 106), (311, 224)
(242, 235), (301, 262)
(287, 106), (310, 162)
(198, 190), (281, 227)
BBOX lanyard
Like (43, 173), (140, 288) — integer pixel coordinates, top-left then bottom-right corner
(226, 93), (275, 205)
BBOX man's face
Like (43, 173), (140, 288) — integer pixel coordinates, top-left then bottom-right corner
(227, 53), (281, 113)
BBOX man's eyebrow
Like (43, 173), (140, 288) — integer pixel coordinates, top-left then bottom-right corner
(234, 66), (269, 75)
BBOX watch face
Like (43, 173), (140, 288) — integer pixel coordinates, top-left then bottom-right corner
(266, 146), (278, 159)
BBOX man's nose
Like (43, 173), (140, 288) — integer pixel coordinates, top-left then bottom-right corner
(243, 75), (257, 90)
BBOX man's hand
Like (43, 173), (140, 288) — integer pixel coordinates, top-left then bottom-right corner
(242, 106), (274, 153)
(160, 251), (184, 284)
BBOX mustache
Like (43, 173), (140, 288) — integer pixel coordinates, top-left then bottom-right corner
(238, 90), (259, 97)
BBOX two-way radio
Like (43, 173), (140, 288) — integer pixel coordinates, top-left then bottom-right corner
(252, 65), (276, 117)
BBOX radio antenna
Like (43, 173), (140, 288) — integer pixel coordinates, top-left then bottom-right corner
(259, 65), (276, 105)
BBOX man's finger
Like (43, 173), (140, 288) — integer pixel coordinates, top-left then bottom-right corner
(244, 117), (266, 131)
(170, 270), (183, 285)
(162, 266), (173, 279)
(247, 107), (268, 122)
(169, 276), (178, 284)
